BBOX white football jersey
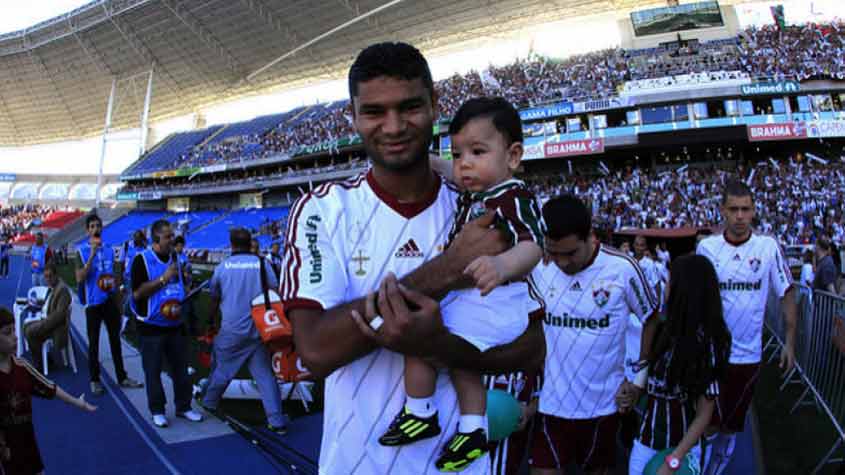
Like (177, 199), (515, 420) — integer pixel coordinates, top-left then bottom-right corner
(697, 233), (792, 364)
(282, 171), (499, 475)
(530, 245), (657, 420)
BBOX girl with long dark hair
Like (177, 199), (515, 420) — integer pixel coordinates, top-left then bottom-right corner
(628, 255), (732, 474)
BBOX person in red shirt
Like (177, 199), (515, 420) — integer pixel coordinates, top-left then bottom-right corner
(0, 307), (97, 475)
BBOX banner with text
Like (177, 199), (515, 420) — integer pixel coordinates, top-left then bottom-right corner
(747, 122), (807, 142)
(740, 80), (800, 96)
(544, 138), (605, 158)
(519, 102), (574, 121)
(807, 120), (845, 138)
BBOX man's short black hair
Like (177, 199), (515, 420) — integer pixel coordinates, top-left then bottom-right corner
(722, 179), (754, 204)
(543, 194), (592, 241)
(85, 214), (102, 228)
(448, 97), (523, 145)
(230, 228), (252, 251)
(150, 219), (170, 239)
(348, 42), (434, 100)
(173, 236), (185, 246)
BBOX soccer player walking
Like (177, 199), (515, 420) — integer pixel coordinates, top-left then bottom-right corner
(697, 180), (797, 475)
(529, 195), (660, 475)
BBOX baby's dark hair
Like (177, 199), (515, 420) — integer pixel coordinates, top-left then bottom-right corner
(448, 97), (523, 145)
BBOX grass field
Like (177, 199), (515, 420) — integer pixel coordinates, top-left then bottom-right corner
(757, 342), (845, 475)
(57, 262), (322, 425)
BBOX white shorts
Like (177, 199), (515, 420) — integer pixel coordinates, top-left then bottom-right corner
(440, 282), (531, 351)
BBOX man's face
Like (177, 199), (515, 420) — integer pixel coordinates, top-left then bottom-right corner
(44, 268), (58, 288)
(0, 324), (16, 355)
(271, 243), (280, 254)
(721, 195), (755, 238)
(87, 220), (102, 238)
(546, 234), (593, 275)
(36, 234), (44, 245)
(352, 76), (435, 172)
(634, 236), (648, 259)
(155, 225), (174, 254)
(174, 242), (184, 254)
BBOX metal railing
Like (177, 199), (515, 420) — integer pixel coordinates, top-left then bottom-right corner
(763, 285), (845, 473)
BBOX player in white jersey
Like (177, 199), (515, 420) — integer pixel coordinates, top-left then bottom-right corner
(528, 195), (660, 475)
(282, 42), (544, 475)
(697, 179), (797, 475)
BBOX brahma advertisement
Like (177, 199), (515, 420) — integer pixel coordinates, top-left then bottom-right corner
(544, 138), (605, 158)
(747, 123), (807, 142)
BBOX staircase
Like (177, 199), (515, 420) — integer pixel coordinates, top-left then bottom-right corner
(188, 210), (232, 235)
(48, 207), (129, 251)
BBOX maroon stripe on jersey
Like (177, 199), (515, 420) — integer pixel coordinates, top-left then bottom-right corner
(366, 169), (442, 219)
(282, 174), (365, 302)
(602, 247), (658, 308)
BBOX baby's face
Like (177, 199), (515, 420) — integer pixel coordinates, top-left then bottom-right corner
(450, 117), (520, 193)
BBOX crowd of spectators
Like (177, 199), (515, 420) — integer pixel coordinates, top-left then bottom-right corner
(121, 157), (368, 194)
(130, 21), (845, 175)
(0, 205), (56, 241)
(739, 22), (845, 81)
(524, 152), (845, 246)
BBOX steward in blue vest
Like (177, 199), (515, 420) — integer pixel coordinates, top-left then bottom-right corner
(130, 219), (202, 426)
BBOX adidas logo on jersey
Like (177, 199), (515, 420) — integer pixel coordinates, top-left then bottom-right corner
(569, 281), (582, 291)
(395, 239), (424, 258)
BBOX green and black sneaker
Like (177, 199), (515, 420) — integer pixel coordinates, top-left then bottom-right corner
(378, 407), (441, 446)
(435, 428), (489, 472)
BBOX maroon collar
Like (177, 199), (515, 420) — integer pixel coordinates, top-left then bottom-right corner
(366, 169), (441, 219)
(724, 230), (752, 247)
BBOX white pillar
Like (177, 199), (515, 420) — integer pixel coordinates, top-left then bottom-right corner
(139, 66), (155, 156)
(96, 77), (118, 209)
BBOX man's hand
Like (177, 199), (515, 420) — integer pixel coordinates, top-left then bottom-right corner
(162, 263), (178, 282)
(779, 342), (796, 374)
(445, 212), (508, 277)
(464, 255), (506, 296)
(350, 273), (446, 356)
(516, 398), (538, 432)
(615, 379), (641, 413)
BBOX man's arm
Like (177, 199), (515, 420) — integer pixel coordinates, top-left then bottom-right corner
(290, 212), (509, 378)
(349, 275), (545, 374)
(38, 287), (71, 335)
(780, 286), (798, 372)
(74, 247), (97, 284)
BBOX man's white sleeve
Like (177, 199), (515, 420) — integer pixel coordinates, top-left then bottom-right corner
(769, 239), (793, 298)
(624, 261), (658, 323)
(281, 196), (348, 311)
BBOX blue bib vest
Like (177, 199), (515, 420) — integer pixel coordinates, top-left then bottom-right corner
(131, 249), (185, 328)
(77, 243), (117, 306)
(31, 245), (48, 274)
(123, 244), (145, 287)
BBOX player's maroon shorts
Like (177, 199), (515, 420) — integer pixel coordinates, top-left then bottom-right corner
(710, 362), (761, 433)
(529, 412), (620, 471)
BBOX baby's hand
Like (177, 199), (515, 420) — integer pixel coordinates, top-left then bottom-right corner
(464, 255), (505, 296)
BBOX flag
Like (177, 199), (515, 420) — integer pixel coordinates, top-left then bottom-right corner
(806, 153), (828, 165)
(770, 5), (786, 30)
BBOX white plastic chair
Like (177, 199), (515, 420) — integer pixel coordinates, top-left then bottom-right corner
(39, 302), (77, 376)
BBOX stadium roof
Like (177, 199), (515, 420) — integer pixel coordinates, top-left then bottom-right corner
(0, 0), (752, 146)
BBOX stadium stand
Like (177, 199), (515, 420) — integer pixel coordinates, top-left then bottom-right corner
(118, 21), (845, 179)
